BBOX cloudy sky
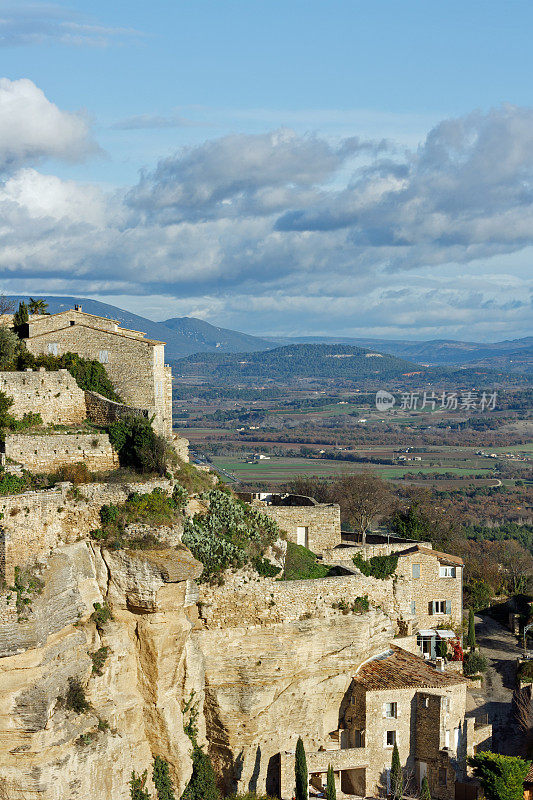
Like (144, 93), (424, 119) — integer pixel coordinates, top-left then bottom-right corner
(0, 0), (532, 341)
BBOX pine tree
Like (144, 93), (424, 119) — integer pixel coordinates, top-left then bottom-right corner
(152, 756), (175, 800)
(390, 742), (403, 800)
(420, 775), (431, 800)
(295, 737), (308, 800)
(467, 608), (476, 650)
(326, 764), (336, 800)
(181, 746), (219, 800)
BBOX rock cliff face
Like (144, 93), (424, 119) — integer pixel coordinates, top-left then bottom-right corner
(195, 609), (394, 796)
(0, 541), (204, 800)
(1, 540), (397, 800)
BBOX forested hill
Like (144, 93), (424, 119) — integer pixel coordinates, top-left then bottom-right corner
(171, 343), (420, 383)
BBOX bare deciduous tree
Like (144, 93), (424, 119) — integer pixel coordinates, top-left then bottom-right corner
(333, 472), (392, 544)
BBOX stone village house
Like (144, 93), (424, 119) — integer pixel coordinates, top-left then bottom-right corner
(18, 306), (173, 438)
(280, 647), (491, 800)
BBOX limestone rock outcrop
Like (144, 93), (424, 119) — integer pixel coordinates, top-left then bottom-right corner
(0, 541), (204, 800)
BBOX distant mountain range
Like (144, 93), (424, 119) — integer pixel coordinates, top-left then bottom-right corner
(3, 295), (531, 372)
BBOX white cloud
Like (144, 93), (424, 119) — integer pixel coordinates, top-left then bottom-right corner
(0, 5), (140, 47)
(0, 90), (531, 340)
(0, 78), (98, 170)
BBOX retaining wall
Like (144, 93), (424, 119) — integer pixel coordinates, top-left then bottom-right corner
(0, 369), (86, 425)
(4, 433), (119, 473)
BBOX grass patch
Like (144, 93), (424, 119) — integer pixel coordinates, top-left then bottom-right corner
(281, 542), (331, 581)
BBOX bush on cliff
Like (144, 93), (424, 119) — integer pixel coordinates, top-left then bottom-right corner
(108, 416), (168, 475)
(152, 756), (176, 800)
(281, 542), (330, 581)
(91, 488), (183, 549)
(352, 552), (398, 580)
(182, 489), (279, 581)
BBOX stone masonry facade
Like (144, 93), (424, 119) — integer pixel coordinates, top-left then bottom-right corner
(22, 308), (173, 438)
(0, 369), (86, 425)
(239, 493), (341, 554)
(4, 433), (119, 474)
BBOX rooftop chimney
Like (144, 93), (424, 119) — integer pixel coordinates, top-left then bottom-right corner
(74, 304), (82, 312)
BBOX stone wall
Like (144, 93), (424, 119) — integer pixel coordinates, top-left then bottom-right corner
(0, 477), (172, 583)
(197, 568), (410, 629)
(84, 390), (149, 427)
(252, 501), (341, 554)
(4, 433), (119, 473)
(0, 369), (86, 425)
(395, 550), (463, 632)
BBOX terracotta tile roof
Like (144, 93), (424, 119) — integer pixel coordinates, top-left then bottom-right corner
(397, 544), (463, 567)
(354, 646), (466, 691)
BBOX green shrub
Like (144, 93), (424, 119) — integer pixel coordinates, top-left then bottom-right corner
(51, 462), (93, 485)
(65, 677), (89, 713)
(108, 416), (168, 475)
(182, 746), (219, 800)
(172, 482), (189, 509)
(182, 489), (279, 581)
(253, 556), (282, 578)
(463, 651), (488, 676)
(0, 471), (30, 496)
(8, 565), (44, 619)
(130, 771), (151, 800)
(90, 646), (109, 676)
(91, 602), (113, 629)
(173, 459), (215, 494)
(0, 326), (20, 368)
(100, 503), (120, 526)
(15, 350), (120, 402)
(468, 752), (531, 800)
(7, 411), (43, 431)
(281, 541), (330, 581)
(353, 552), (398, 580)
(332, 595), (369, 614)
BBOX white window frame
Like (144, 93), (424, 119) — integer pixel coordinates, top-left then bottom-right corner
(445, 730), (450, 749)
(439, 565), (456, 578)
(383, 702), (398, 719)
(385, 730), (396, 748)
(434, 600), (447, 614)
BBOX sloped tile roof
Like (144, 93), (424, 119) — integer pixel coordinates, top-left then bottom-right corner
(354, 646), (466, 690)
(397, 544), (463, 567)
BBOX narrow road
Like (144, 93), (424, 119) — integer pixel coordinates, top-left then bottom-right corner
(468, 612), (520, 753)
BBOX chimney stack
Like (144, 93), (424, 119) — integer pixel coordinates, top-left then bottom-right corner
(74, 304), (82, 312)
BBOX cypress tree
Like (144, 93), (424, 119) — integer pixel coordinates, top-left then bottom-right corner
(390, 742), (403, 800)
(181, 745), (219, 800)
(152, 756), (175, 800)
(436, 637), (448, 659)
(467, 608), (476, 650)
(295, 736), (308, 800)
(420, 775), (431, 800)
(326, 764), (336, 800)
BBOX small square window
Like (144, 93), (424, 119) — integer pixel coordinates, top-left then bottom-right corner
(385, 730), (396, 747)
(439, 566), (456, 578)
(98, 350), (109, 364)
(47, 342), (58, 356)
(384, 702), (397, 718)
(411, 600), (416, 615)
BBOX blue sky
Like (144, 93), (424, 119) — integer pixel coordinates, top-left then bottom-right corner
(0, 0), (531, 340)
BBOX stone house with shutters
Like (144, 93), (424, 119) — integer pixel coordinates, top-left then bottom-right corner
(394, 545), (464, 659)
(280, 646), (491, 800)
(19, 306), (173, 438)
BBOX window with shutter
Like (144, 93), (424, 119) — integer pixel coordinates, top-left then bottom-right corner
(445, 600), (451, 615)
(412, 563), (420, 579)
(411, 600), (416, 615)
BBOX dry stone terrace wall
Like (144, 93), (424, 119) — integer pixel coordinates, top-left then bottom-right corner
(0, 369), (86, 425)
(0, 477), (172, 583)
(84, 390), (149, 426)
(198, 569), (411, 629)
(4, 433), (119, 473)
